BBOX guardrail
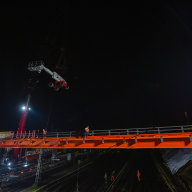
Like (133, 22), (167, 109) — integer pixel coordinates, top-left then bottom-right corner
(3, 124), (192, 140)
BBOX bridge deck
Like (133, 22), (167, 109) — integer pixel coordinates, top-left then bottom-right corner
(0, 132), (192, 149)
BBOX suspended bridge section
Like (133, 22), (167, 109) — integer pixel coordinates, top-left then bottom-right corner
(1, 125), (192, 149)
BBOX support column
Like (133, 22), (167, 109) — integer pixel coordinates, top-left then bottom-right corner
(34, 148), (43, 187)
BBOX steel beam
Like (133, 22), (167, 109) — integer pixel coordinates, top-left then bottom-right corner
(1, 132), (192, 149)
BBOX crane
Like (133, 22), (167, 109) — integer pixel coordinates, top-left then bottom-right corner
(28, 61), (69, 91)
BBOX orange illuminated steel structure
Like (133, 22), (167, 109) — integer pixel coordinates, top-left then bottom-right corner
(1, 125), (192, 149)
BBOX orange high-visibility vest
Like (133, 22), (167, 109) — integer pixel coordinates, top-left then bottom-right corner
(111, 175), (114, 182)
(137, 170), (141, 182)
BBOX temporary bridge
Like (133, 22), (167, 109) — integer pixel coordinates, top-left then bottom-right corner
(1, 125), (192, 149)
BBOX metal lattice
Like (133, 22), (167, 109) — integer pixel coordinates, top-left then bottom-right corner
(34, 148), (43, 187)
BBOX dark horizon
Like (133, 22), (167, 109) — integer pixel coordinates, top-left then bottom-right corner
(1, 1), (192, 132)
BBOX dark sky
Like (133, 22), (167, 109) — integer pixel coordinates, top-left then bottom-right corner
(1, 1), (192, 132)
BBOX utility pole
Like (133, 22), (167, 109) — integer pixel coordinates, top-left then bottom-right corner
(51, 149), (57, 165)
(34, 148), (43, 187)
(14, 94), (31, 160)
(76, 159), (81, 192)
(76, 183), (79, 192)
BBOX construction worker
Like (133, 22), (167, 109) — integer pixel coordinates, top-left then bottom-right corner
(111, 170), (115, 182)
(43, 129), (47, 137)
(111, 175), (115, 182)
(84, 126), (90, 138)
(104, 172), (108, 184)
(137, 170), (141, 182)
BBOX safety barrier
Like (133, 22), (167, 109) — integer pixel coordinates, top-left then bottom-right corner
(4, 124), (192, 140)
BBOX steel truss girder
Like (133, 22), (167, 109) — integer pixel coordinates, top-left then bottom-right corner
(1, 132), (192, 149)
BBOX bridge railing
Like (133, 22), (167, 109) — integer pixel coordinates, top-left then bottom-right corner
(88, 125), (192, 136)
(3, 125), (192, 140)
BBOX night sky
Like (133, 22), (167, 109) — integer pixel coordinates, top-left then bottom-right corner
(1, 1), (192, 132)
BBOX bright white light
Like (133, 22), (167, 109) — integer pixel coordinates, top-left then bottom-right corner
(21, 106), (31, 111)
(24, 164), (28, 167)
(24, 161), (28, 167)
(21, 106), (26, 111)
(7, 162), (11, 166)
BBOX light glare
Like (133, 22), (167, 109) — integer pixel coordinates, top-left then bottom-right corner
(21, 106), (31, 111)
